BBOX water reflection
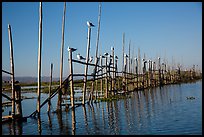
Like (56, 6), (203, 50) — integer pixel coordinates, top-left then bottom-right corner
(2, 80), (202, 135)
(71, 108), (76, 135)
(47, 112), (52, 131)
(37, 115), (42, 135)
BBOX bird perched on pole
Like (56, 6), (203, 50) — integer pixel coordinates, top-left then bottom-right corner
(67, 46), (77, 52)
(89, 56), (93, 62)
(77, 53), (86, 60)
(87, 21), (95, 27)
(104, 53), (108, 56)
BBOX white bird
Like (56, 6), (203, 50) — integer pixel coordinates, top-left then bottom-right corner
(67, 46), (77, 52)
(87, 21), (95, 27)
(77, 53), (85, 60)
(89, 56), (93, 62)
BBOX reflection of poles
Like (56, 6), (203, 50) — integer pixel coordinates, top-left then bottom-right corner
(48, 63), (53, 113)
(57, 110), (63, 131)
(38, 116), (42, 135)
(82, 22), (93, 105)
(58, 2), (66, 111)
(47, 113), (52, 130)
(8, 24), (15, 119)
(82, 106), (88, 130)
(16, 120), (23, 135)
(37, 2), (42, 116)
(72, 108), (76, 135)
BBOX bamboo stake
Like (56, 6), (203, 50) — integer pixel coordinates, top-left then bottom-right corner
(129, 40), (131, 73)
(111, 47), (114, 94)
(58, 2), (66, 110)
(100, 55), (103, 97)
(82, 23), (92, 105)
(122, 33), (125, 76)
(47, 63), (53, 113)
(68, 48), (75, 108)
(37, 2), (42, 116)
(8, 24), (15, 119)
(105, 55), (108, 98)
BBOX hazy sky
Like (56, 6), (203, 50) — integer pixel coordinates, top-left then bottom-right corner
(2, 2), (202, 78)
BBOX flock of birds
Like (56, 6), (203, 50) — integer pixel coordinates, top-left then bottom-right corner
(67, 21), (120, 65)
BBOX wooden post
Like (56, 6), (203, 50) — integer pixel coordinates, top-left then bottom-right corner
(128, 40), (131, 73)
(100, 55), (103, 97)
(68, 48), (75, 108)
(158, 57), (162, 86)
(58, 2), (66, 110)
(91, 2), (102, 103)
(82, 23), (92, 105)
(105, 55), (108, 98)
(47, 63), (53, 113)
(115, 57), (118, 91)
(8, 24), (15, 119)
(37, 2), (42, 116)
(111, 47), (115, 94)
(122, 33), (125, 77)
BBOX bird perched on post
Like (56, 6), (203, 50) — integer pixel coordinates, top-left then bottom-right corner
(77, 53), (86, 60)
(89, 56), (93, 62)
(104, 53), (108, 56)
(115, 55), (118, 60)
(67, 46), (77, 52)
(87, 21), (95, 27)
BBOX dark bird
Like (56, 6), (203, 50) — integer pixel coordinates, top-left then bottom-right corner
(77, 53), (86, 60)
(115, 55), (118, 60)
(87, 21), (95, 27)
(104, 53), (109, 56)
(124, 53), (128, 58)
(67, 46), (77, 52)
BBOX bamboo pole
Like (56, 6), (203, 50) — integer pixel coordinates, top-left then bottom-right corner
(100, 55), (103, 97)
(129, 40), (131, 73)
(68, 48), (75, 108)
(122, 33), (125, 76)
(47, 63), (53, 113)
(105, 55), (108, 98)
(58, 2), (66, 110)
(82, 23), (92, 105)
(8, 24), (15, 119)
(37, 2), (42, 116)
(111, 47), (115, 94)
(91, 2), (102, 102)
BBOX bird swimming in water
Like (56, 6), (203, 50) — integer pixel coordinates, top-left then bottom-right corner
(77, 53), (86, 60)
(87, 21), (95, 27)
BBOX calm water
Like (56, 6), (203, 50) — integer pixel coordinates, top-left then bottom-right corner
(2, 80), (202, 135)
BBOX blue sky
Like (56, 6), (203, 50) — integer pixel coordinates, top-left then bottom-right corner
(2, 2), (202, 78)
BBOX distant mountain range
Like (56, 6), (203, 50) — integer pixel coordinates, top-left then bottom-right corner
(2, 76), (87, 83)
(2, 76), (60, 83)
